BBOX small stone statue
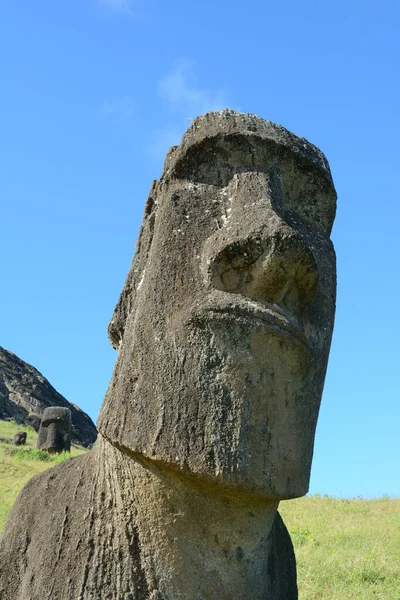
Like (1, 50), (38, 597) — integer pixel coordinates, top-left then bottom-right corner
(36, 407), (71, 453)
(13, 431), (27, 446)
(0, 110), (337, 599)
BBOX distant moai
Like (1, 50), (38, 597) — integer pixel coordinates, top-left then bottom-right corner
(13, 431), (27, 446)
(0, 110), (337, 599)
(37, 407), (71, 453)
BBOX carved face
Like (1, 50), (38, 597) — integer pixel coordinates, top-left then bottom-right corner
(99, 113), (337, 500)
(37, 408), (71, 453)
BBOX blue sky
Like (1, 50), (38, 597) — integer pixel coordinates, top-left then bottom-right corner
(1, 0), (399, 498)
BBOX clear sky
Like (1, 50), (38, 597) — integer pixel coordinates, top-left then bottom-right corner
(1, 0), (399, 498)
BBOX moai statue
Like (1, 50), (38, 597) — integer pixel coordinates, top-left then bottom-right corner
(36, 407), (71, 453)
(13, 431), (27, 446)
(0, 110), (337, 600)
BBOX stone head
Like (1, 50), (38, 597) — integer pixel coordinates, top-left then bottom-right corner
(13, 431), (27, 446)
(37, 407), (71, 453)
(98, 110), (337, 500)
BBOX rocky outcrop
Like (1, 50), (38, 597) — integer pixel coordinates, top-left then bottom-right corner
(0, 346), (96, 447)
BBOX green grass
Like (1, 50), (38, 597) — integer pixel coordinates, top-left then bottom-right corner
(0, 419), (87, 531)
(0, 420), (398, 599)
(280, 494), (400, 599)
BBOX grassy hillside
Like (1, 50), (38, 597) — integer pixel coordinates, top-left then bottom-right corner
(279, 495), (400, 599)
(0, 420), (398, 599)
(0, 419), (86, 529)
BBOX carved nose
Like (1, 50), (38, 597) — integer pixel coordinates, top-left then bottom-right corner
(208, 233), (318, 316)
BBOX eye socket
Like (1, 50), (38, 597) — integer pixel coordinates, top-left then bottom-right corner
(281, 171), (337, 236)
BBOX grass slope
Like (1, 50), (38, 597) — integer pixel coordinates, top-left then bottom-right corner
(280, 495), (400, 599)
(0, 420), (398, 599)
(0, 419), (86, 530)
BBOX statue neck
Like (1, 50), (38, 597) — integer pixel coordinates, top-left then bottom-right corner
(122, 449), (279, 599)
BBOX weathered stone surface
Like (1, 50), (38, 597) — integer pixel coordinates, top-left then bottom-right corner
(36, 407), (71, 453)
(0, 346), (97, 447)
(13, 431), (27, 446)
(0, 438), (298, 599)
(0, 110), (336, 599)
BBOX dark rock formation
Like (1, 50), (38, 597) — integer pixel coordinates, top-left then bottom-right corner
(13, 431), (27, 446)
(25, 413), (41, 432)
(36, 407), (71, 453)
(0, 347), (96, 447)
(0, 110), (337, 599)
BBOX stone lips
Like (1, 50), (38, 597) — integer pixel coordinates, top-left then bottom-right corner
(0, 346), (97, 447)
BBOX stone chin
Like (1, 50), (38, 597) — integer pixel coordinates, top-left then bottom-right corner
(185, 310), (319, 498)
(180, 311), (324, 500)
(100, 303), (327, 501)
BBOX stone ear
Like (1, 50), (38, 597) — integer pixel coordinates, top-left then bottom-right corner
(107, 182), (159, 350)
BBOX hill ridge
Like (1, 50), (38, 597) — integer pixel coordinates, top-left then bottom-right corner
(0, 346), (97, 447)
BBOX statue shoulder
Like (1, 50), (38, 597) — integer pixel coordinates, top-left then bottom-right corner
(0, 452), (95, 599)
(0, 448), (148, 600)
